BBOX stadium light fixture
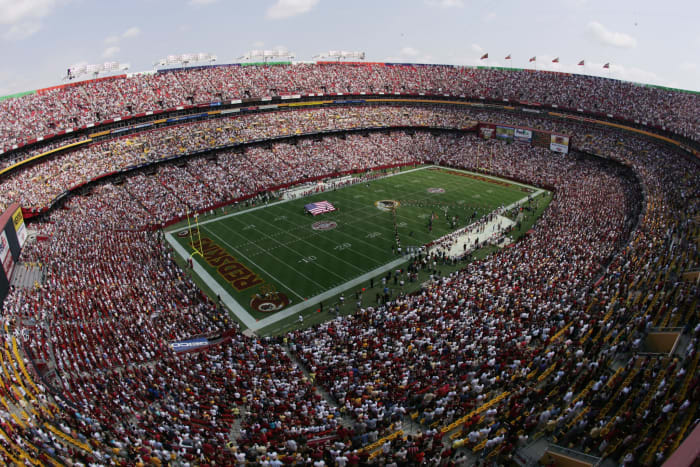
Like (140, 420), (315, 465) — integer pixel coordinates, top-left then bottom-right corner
(65, 61), (129, 81)
(313, 51), (365, 62)
(238, 48), (295, 63)
(152, 52), (217, 70)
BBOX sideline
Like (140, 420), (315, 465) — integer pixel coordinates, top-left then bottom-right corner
(165, 230), (259, 330)
(166, 229), (409, 332)
(427, 188), (545, 258)
(253, 256), (409, 333)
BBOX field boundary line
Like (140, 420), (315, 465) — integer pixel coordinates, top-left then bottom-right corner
(164, 231), (259, 329)
(244, 211), (367, 275)
(254, 256), (409, 333)
(166, 165), (537, 232)
(169, 165), (432, 230)
(166, 165), (543, 332)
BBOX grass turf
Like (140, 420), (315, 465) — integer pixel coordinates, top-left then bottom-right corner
(169, 166), (542, 328)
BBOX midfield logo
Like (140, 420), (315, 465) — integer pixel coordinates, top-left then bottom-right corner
(311, 220), (338, 231)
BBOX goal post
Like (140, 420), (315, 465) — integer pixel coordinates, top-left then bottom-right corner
(186, 210), (204, 259)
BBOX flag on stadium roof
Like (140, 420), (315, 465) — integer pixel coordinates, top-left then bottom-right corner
(603, 62), (610, 69)
(505, 54), (511, 60)
(529, 56), (536, 62)
(578, 60), (585, 66)
(552, 57), (559, 63)
(480, 53), (488, 60)
(305, 201), (336, 216)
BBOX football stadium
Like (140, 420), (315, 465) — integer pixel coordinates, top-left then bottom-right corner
(0, 2), (698, 466)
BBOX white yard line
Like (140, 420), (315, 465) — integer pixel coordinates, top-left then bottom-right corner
(245, 211), (367, 275)
(229, 208), (393, 257)
(217, 218), (347, 285)
(168, 165), (535, 232)
(205, 225), (312, 299)
(167, 229), (410, 333)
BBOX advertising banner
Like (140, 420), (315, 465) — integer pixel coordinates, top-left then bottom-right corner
(550, 134), (570, 154)
(12, 208), (26, 247)
(170, 337), (208, 353)
(495, 126), (514, 141)
(0, 231), (9, 265)
(2, 252), (13, 280)
(479, 123), (496, 140)
(532, 130), (551, 149)
(513, 128), (532, 143)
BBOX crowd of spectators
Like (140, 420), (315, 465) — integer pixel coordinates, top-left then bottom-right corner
(0, 105), (477, 213)
(3, 185), (346, 464)
(0, 100), (696, 465)
(0, 63), (697, 153)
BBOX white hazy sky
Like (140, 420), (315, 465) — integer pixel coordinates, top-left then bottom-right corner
(1, 0), (699, 96)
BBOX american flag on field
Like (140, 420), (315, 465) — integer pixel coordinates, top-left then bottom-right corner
(305, 201), (336, 216)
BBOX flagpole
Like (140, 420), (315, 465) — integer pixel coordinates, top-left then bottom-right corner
(480, 53), (489, 67)
(528, 56), (537, 71)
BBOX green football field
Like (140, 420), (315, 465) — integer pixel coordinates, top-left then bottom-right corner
(166, 166), (541, 330)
